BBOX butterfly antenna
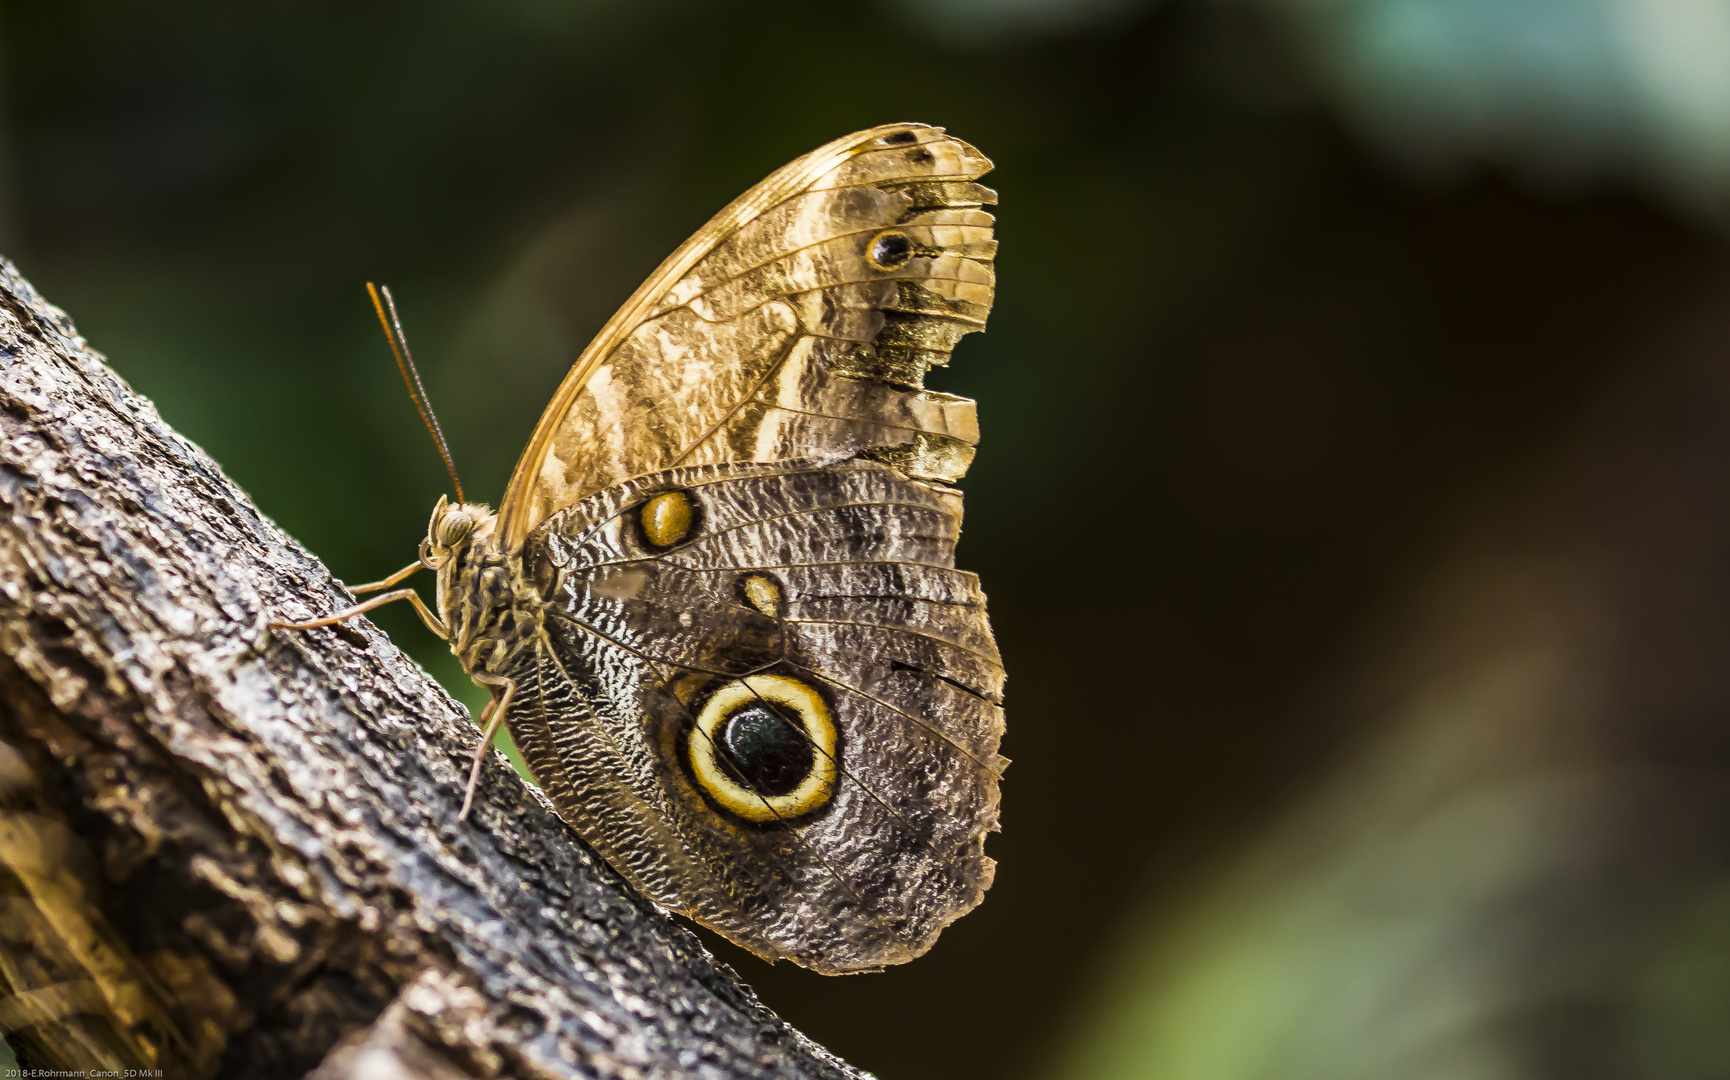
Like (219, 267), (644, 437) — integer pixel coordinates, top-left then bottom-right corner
(367, 282), (465, 504)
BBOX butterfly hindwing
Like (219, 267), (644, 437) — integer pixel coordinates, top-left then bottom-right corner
(502, 459), (1004, 973)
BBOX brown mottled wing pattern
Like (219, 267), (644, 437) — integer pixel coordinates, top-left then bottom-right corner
(504, 460), (1005, 973)
(494, 123), (996, 552)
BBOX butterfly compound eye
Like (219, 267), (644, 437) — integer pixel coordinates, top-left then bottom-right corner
(866, 230), (914, 272)
(435, 509), (475, 547)
(688, 675), (838, 822)
(639, 490), (696, 549)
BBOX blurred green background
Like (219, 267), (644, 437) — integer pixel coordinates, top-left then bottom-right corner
(6, 1), (1730, 1077)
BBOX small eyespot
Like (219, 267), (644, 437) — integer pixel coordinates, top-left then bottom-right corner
(688, 675), (838, 822)
(739, 573), (782, 617)
(640, 490), (696, 549)
(866, 230), (914, 272)
(435, 509), (475, 547)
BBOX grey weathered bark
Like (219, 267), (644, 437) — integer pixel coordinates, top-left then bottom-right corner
(0, 257), (864, 1080)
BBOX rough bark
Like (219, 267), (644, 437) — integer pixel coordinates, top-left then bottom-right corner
(0, 257), (865, 1080)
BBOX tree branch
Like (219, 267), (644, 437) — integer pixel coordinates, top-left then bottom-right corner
(0, 257), (863, 1080)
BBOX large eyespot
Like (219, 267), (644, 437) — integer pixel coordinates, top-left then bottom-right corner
(435, 508), (475, 547)
(866, 230), (914, 272)
(688, 675), (838, 822)
(639, 490), (696, 549)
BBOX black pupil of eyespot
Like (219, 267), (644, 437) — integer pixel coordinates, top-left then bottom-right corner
(870, 233), (912, 268)
(719, 704), (813, 798)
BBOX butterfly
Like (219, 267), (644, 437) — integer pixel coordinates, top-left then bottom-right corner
(274, 124), (1006, 974)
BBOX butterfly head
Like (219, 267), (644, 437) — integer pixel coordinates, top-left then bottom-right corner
(422, 495), (496, 569)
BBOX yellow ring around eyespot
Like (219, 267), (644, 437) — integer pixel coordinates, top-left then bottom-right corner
(865, 229), (914, 272)
(689, 675), (838, 822)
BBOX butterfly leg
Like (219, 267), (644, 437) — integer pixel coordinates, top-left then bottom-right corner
(348, 559), (424, 594)
(459, 672), (516, 821)
(270, 588), (449, 641)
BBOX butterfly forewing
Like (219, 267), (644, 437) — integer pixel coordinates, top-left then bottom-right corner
(495, 123), (997, 552)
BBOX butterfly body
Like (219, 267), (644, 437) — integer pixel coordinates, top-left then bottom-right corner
(289, 125), (1005, 974)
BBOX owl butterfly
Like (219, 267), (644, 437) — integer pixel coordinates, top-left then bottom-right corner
(274, 124), (1006, 973)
